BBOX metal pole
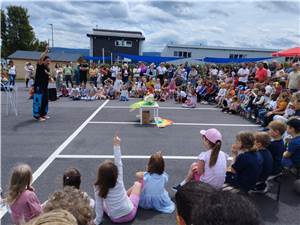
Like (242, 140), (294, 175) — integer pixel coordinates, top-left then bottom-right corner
(102, 48), (105, 64)
(111, 52), (113, 65)
(49, 24), (54, 48)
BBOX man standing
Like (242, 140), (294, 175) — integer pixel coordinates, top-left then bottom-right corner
(33, 46), (51, 121)
(63, 62), (73, 88)
(157, 62), (167, 84)
(288, 63), (300, 93)
(237, 63), (249, 86)
(79, 59), (89, 87)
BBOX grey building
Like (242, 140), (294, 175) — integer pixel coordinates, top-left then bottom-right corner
(161, 44), (279, 60)
(87, 29), (145, 60)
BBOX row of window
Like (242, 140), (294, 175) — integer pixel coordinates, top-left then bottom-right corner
(115, 40), (132, 47)
(229, 54), (247, 59)
(173, 51), (192, 58)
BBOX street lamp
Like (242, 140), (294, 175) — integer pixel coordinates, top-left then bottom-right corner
(49, 24), (54, 48)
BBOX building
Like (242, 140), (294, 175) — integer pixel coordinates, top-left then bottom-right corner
(161, 44), (279, 60)
(7, 50), (83, 79)
(87, 29), (145, 60)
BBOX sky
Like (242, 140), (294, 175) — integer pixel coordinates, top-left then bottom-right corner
(1, 0), (300, 52)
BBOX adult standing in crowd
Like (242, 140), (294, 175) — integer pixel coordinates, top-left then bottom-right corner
(63, 62), (74, 88)
(255, 62), (268, 83)
(24, 62), (34, 88)
(33, 46), (51, 121)
(111, 63), (120, 82)
(89, 62), (98, 87)
(287, 63), (300, 93)
(8, 60), (16, 87)
(79, 58), (89, 87)
(237, 63), (249, 86)
(157, 62), (166, 84)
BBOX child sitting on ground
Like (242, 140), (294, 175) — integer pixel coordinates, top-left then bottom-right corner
(282, 118), (300, 170)
(5, 164), (42, 224)
(94, 134), (142, 224)
(113, 74), (123, 99)
(70, 86), (81, 100)
(87, 83), (97, 101)
(215, 82), (227, 107)
(62, 167), (95, 208)
(95, 86), (107, 100)
(267, 120), (286, 175)
(252, 132), (273, 193)
(182, 89), (197, 108)
(60, 85), (69, 97)
(168, 79), (176, 99)
(173, 128), (227, 190)
(136, 152), (175, 213)
(225, 131), (262, 192)
(159, 87), (169, 102)
(154, 78), (161, 100)
(120, 85), (129, 101)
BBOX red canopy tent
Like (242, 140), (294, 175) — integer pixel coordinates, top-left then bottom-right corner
(272, 47), (300, 57)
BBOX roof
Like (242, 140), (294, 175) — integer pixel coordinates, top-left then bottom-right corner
(8, 50), (82, 62)
(50, 47), (89, 55)
(87, 29), (145, 40)
(142, 52), (161, 57)
(164, 44), (279, 52)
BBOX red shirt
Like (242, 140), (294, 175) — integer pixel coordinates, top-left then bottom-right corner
(255, 68), (267, 82)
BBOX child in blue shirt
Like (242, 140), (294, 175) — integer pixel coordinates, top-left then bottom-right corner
(225, 131), (262, 192)
(252, 132), (273, 193)
(136, 152), (175, 213)
(282, 118), (300, 168)
(267, 120), (286, 175)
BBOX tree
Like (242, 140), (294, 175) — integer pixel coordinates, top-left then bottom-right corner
(1, 6), (48, 58)
(1, 9), (8, 58)
(5, 6), (36, 56)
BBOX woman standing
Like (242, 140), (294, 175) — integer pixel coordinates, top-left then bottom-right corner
(8, 60), (16, 87)
(33, 46), (51, 121)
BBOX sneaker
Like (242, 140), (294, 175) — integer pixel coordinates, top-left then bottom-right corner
(172, 184), (182, 192)
(41, 116), (50, 119)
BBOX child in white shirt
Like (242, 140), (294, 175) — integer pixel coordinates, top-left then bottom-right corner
(173, 128), (227, 190)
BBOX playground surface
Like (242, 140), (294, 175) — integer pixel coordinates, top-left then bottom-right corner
(1, 83), (299, 225)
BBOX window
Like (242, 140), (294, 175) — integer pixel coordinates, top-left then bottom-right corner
(188, 52), (191, 58)
(179, 51), (183, 57)
(115, 40), (132, 47)
(125, 41), (132, 47)
(183, 52), (187, 58)
(174, 51), (178, 57)
(229, 54), (234, 58)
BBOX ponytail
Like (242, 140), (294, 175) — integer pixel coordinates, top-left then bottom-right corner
(209, 141), (222, 168)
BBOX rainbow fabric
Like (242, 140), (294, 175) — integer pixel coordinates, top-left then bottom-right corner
(154, 117), (173, 128)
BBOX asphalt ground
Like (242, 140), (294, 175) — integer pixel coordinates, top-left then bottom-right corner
(1, 83), (300, 225)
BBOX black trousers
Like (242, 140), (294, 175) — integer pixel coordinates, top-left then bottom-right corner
(65, 75), (73, 88)
(40, 89), (49, 117)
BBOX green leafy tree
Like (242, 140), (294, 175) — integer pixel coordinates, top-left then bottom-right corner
(3, 6), (47, 58)
(1, 9), (8, 58)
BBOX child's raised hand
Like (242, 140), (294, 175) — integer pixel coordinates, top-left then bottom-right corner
(113, 131), (121, 146)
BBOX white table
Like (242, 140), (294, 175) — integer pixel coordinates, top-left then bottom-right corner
(139, 102), (159, 125)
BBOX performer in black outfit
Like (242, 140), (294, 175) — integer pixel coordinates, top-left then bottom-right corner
(34, 46), (51, 121)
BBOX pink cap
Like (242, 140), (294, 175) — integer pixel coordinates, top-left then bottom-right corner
(200, 128), (222, 144)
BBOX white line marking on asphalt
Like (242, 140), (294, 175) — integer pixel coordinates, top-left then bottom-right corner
(56, 154), (233, 161)
(88, 121), (259, 127)
(0, 100), (110, 219)
(104, 106), (219, 110)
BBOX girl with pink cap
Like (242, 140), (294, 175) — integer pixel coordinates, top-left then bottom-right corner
(173, 128), (227, 191)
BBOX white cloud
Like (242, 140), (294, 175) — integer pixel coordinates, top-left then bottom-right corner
(1, 0), (299, 52)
